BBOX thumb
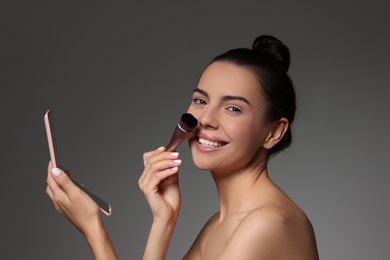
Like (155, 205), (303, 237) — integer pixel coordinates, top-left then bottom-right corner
(51, 167), (74, 193)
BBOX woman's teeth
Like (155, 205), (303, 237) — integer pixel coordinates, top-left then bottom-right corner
(198, 137), (224, 147)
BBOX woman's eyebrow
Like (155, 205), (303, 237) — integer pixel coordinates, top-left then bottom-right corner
(222, 95), (251, 106)
(193, 88), (208, 97)
(193, 88), (251, 106)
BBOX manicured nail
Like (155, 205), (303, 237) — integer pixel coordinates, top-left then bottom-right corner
(52, 167), (62, 177)
(157, 146), (165, 151)
(170, 152), (179, 157)
(171, 167), (178, 171)
(173, 159), (182, 164)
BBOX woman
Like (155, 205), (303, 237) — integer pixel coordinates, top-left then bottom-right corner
(47, 35), (319, 259)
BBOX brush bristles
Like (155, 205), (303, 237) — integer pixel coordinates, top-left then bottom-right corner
(179, 113), (198, 132)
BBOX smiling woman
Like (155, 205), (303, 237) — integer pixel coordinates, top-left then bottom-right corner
(46, 35), (319, 260)
(140, 35), (319, 260)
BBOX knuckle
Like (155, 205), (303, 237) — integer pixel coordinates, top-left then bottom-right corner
(143, 152), (151, 161)
(138, 180), (145, 191)
(148, 163), (157, 172)
(52, 193), (60, 203)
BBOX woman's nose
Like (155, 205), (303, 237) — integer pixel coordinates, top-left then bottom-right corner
(198, 107), (219, 129)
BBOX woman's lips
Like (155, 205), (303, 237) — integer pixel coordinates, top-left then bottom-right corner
(194, 134), (228, 152)
(198, 137), (224, 147)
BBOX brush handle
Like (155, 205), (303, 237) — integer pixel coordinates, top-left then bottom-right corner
(166, 124), (191, 152)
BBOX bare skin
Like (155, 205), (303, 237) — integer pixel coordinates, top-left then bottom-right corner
(140, 62), (319, 259)
(183, 171), (318, 260)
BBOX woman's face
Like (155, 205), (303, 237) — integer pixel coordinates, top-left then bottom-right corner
(187, 61), (272, 174)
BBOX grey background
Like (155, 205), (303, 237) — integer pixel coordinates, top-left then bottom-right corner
(1, 1), (389, 259)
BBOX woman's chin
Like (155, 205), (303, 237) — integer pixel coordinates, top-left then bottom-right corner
(191, 157), (212, 171)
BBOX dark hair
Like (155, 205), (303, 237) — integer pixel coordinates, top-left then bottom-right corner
(210, 35), (296, 157)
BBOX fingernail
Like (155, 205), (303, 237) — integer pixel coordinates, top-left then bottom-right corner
(173, 159), (182, 164)
(171, 152), (179, 157)
(52, 167), (62, 177)
(171, 167), (178, 171)
(157, 146), (165, 151)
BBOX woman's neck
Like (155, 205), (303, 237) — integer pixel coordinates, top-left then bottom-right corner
(211, 159), (270, 222)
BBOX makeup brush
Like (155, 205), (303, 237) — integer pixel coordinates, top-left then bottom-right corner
(166, 113), (198, 152)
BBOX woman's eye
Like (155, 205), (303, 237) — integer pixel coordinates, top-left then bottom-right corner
(193, 98), (207, 105)
(227, 106), (242, 113)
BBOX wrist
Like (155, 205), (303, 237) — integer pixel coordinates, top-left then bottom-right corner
(81, 216), (106, 243)
(153, 213), (179, 230)
(152, 205), (180, 225)
(152, 217), (177, 231)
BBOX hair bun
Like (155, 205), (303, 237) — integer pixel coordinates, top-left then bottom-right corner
(252, 35), (290, 72)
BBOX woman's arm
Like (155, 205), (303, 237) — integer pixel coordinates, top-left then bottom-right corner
(138, 147), (182, 260)
(46, 162), (118, 260)
(83, 221), (118, 260)
(142, 219), (177, 260)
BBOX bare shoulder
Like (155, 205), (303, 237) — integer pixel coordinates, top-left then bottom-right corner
(195, 211), (220, 240)
(242, 203), (311, 234)
(219, 205), (319, 260)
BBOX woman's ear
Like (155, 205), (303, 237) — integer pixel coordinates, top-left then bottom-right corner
(263, 118), (289, 150)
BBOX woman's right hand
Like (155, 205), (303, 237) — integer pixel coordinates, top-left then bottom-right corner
(138, 147), (182, 224)
(46, 161), (118, 260)
(46, 161), (102, 235)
